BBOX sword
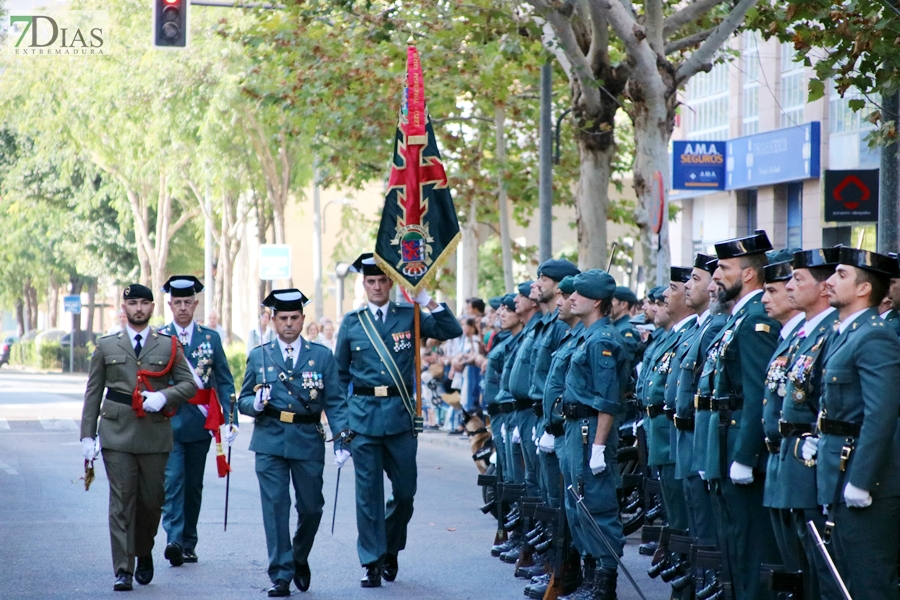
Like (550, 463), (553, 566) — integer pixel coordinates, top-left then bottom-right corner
(567, 485), (649, 600)
(807, 520), (853, 600)
(224, 402), (234, 532)
(331, 467), (341, 535)
(606, 242), (618, 272)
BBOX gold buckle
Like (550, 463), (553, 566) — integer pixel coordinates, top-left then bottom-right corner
(280, 411), (294, 423)
(693, 394), (700, 409)
(839, 445), (852, 472)
(374, 386), (389, 397)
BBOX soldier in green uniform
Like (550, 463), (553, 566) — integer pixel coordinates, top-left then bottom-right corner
(882, 261), (900, 334)
(705, 230), (781, 600)
(611, 286), (641, 383)
(644, 269), (695, 533)
(672, 254), (724, 553)
(559, 270), (625, 600)
(483, 298), (513, 486)
(334, 254), (462, 587)
(237, 289), (349, 597)
(159, 275), (237, 567)
(81, 284), (196, 591)
(775, 248), (840, 599)
(508, 281), (543, 500)
(805, 247), (900, 598)
(758, 252), (805, 589)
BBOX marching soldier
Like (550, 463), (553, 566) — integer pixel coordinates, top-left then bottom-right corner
(80, 284), (196, 591)
(559, 270), (626, 600)
(757, 252), (805, 589)
(705, 230), (781, 600)
(237, 289), (349, 597)
(159, 275), (237, 567)
(483, 297), (513, 485)
(334, 253), (462, 588)
(673, 254), (723, 548)
(805, 248), (900, 598)
(774, 248), (840, 599)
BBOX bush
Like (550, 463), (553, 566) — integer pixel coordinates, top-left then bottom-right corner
(40, 342), (62, 370)
(11, 341), (37, 367)
(226, 342), (248, 393)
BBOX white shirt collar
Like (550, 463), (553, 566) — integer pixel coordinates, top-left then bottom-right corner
(171, 322), (193, 346)
(674, 314), (697, 331)
(697, 309), (711, 327)
(800, 307), (835, 337)
(368, 301), (390, 321)
(125, 324), (150, 347)
(881, 309), (893, 319)
(730, 288), (763, 315)
(780, 312), (805, 340)
(276, 336), (303, 361)
(838, 308), (870, 334)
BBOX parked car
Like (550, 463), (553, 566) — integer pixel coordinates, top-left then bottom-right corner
(0, 336), (17, 367)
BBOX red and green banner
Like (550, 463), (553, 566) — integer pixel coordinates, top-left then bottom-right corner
(374, 45), (460, 294)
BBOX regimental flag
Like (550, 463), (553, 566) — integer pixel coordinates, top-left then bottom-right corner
(374, 45), (460, 294)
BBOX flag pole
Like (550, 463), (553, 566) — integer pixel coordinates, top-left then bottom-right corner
(414, 303), (423, 431)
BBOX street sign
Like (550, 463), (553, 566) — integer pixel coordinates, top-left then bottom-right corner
(824, 169), (879, 222)
(63, 295), (82, 314)
(726, 122), (820, 190)
(672, 141), (726, 190)
(259, 244), (292, 280)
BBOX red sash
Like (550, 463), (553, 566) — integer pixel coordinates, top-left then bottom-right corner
(189, 388), (231, 477)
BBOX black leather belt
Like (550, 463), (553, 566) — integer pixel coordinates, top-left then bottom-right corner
(711, 395), (743, 412)
(563, 403), (598, 419)
(765, 438), (780, 454)
(646, 404), (666, 419)
(353, 385), (407, 397)
(487, 403), (501, 417)
(694, 394), (711, 411)
(664, 407), (675, 421)
(778, 421), (813, 437)
(818, 417), (860, 437)
(262, 405), (321, 424)
(532, 401), (544, 418)
(497, 402), (517, 414)
(514, 396), (533, 411)
(673, 415), (694, 431)
(546, 421), (564, 436)
(106, 389), (133, 405)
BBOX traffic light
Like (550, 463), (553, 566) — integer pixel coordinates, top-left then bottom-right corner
(153, 0), (187, 48)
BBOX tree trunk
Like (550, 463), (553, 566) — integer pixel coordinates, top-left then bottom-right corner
(459, 200), (480, 304)
(47, 282), (60, 329)
(15, 298), (24, 337)
(575, 139), (614, 270)
(494, 106), (514, 292)
(24, 280), (38, 332)
(85, 280), (97, 341)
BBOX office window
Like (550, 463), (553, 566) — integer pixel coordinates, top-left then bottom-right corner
(830, 83), (878, 134)
(685, 62), (730, 140)
(743, 189), (758, 235)
(742, 32), (760, 135)
(781, 43), (805, 127)
(787, 183), (802, 248)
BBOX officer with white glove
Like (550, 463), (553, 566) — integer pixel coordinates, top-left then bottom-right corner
(843, 482), (872, 508)
(800, 435), (818, 461)
(511, 426), (521, 444)
(590, 444), (607, 475)
(81, 437), (100, 461)
(335, 449), (352, 468)
(141, 390), (167, 413)
(537, 431), (556, 454)
(729, 461), (754, 485)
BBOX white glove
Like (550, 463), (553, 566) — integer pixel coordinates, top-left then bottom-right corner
(414, 290), (433, 306)
(801, 436), (819, 461)
(730, 461), (754, 485)
(500, 423), (507, 443)
(538, 432), (556, 454)
(844, 482), (873, 508)
(141, 390), (167, 413)
(698, 470), (706, 479)
(590, 444), (607, 475)
(334, 449), (352, 468)
(81, 437), (99, 461)
(531, 426), (537, 443)
(253, 386), (270, 412)
(511, 426), (521, 444)
(223, 424), (239, 447)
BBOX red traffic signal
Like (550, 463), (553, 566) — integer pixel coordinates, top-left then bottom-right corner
(153, 0), (187, 48)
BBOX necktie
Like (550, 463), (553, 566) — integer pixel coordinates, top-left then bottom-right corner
(134, 333), (143, 358)
(376, 308), (384, 323)
(286, 345), (294, 371)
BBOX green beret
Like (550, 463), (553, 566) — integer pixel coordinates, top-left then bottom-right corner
(537, 259), (580, 282)
(573, 269), (617, 300)
(488, 296), (503, 310)
(517, 280), (534, 297)
(648, 286), (667, 302)
(613, 286), (638, 304)
(500, 294), (517, 311)
(558, 276), (576, 295)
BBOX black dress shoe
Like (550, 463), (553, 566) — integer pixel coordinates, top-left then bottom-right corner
(114, 569), (133, 591)
(164, 542), (184, 567)
(134, 555), (153, 585)
(182, 549), (198, 563)
(267, 579), (290, 597)
(360, 566), (382, 588)
(293, 562), (311, 592)
(382, 553), (398, 582)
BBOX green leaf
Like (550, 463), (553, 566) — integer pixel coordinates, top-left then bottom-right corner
(807, 79), (826, 103)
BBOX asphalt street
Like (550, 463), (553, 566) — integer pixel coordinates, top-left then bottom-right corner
(0, 369), (670, 599)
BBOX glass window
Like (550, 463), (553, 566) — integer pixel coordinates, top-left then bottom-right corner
(781, 43), (805, 127)
(685, 62), (730, 140)
(786, 183), (802, 248)
(742, 32), (760, 135)
(829, 82), (879, 134)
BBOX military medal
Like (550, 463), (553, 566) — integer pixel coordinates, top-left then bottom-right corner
(310, 389), (319, 400)
(765, 355), (789, 397)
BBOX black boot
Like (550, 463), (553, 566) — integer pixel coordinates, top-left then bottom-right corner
(592, 567), (617, 600)
(558, 557), (596, 600)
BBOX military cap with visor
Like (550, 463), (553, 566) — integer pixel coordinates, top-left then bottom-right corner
(714, 229), (773, 259)
(693, 253), (718, 274)
(262, 288), (311, 313)
(162, 275), (204, 297)
(764, 248), (799, 283)
(349, 252), (384, 276)
(837, 247), (900, 278)
(792, 247), (840, 270)
(670, 266), (693, 283)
